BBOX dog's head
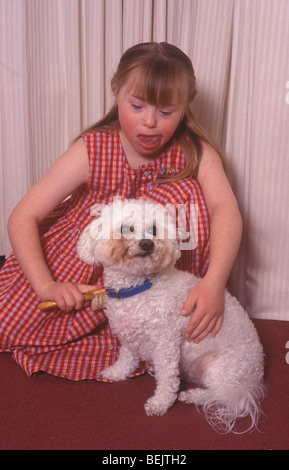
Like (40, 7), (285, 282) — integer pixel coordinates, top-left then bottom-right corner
(77, 198), (184, 275)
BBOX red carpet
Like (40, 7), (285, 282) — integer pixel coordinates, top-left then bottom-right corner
(0, 319), (288, 450)
(0, 259), (288, 450)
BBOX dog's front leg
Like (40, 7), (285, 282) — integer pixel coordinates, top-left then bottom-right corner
(100, 345), (139, 382)
(144, 346), (180, 416)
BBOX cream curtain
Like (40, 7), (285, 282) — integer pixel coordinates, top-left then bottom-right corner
(1, 0), (289, 321)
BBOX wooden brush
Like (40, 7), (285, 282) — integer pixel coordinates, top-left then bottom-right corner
(38, 288), (106, 311)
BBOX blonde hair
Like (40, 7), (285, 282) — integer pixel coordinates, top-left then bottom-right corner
(77, 42), (228, 182)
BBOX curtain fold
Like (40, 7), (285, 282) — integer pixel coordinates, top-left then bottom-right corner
(1, 0), (31, 254)
(1, 0), (288, 321)
(226, 0), (289, 320)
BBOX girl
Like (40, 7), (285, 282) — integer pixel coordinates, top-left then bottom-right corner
(0, 43), (242, 381)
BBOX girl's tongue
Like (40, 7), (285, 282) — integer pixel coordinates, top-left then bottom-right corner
(138, 135), (161, 148)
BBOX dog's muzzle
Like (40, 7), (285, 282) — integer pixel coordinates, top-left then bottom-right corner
(137, 239), (155, 257)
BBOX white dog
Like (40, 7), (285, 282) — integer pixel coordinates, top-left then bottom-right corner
(77, 198), (264, 433)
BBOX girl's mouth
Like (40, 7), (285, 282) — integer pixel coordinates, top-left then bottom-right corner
(138, 135), (161, 149)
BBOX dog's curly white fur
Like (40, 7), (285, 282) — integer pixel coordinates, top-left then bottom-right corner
(77, 198), (264, 433)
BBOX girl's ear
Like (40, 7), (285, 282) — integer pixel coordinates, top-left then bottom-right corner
(112, 83), (118, 97)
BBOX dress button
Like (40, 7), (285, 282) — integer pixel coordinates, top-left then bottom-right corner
(143, 170), (150, 177)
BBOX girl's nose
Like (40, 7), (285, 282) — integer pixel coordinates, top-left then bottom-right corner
(144, 110), (157, 128)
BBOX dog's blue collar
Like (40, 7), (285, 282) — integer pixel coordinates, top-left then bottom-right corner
(106, 279), (152, 299)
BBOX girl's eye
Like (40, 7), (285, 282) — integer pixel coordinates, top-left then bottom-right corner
(160, 110), (172, 117)
(121, 224), (134, 234)
(147, 225), (157, 237)
(131, 103), (143, 110)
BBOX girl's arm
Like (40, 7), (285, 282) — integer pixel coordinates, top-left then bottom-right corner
(8, 138), (95, 311)
(182, 143), (243, 342)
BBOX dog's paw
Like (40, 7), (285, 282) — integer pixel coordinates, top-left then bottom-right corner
(144, 396), (171, 416)
(178, 390), (191, 403)
(178, 388), (207, 405)
(100, 365), (128, 382)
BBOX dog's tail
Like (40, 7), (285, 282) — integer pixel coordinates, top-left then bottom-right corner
(201, 383), (265, 434)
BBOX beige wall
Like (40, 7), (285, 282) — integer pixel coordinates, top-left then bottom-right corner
(1, 0), (288, 320)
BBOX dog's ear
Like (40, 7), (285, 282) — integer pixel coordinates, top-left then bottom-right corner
(90, 203), (106, 217)
(176, 227), (187, 242)
(77, 225), (97, 265)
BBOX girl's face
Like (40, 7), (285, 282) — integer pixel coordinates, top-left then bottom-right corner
(115, 74), (185, 165)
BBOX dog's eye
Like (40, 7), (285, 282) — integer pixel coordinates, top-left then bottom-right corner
(147, 225), (157, 237)
(121, 224), (134, 235)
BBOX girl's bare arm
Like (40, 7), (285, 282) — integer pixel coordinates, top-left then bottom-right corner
(183, 143), (243, 342)
(8, 138), (94, 310)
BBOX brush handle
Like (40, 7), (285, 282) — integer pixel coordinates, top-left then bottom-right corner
(38, 288), (106, 311)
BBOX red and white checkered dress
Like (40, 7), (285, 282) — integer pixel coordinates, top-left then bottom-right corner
(0, 131), (210, 381)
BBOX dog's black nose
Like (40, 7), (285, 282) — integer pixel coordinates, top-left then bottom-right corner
(139, 239), (155, 253)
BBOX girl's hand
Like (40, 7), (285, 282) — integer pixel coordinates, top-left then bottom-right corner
(39, 281), (97, 312)
(181, 278), (225, 343)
